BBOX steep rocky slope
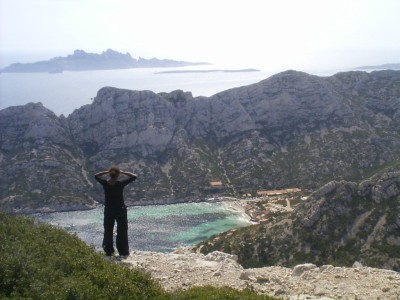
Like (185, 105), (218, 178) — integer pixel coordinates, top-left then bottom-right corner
(199, 170), (400, 271)
(0, 103), (96, 213)
(1, 70), (400, 212)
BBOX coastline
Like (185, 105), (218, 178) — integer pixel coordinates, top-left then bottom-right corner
(29, 197), (252, 216)
(26, 197), (210, 215)
(219, 199), (252, 223)
(32, 201), (253, 253)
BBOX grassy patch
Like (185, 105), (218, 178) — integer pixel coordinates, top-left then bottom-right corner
(0, 212), (276, 300)
(0, 212), (167, 299)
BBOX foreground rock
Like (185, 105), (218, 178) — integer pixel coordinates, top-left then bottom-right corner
(119, 250), (400, 300)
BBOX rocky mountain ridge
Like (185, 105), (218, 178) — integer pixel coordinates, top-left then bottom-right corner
(0, 49), (208, 73)
(1, 70), (400, 213)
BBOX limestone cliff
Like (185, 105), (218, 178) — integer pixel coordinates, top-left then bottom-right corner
(0, 103), (96, 213)
(1, 70), (400, 212)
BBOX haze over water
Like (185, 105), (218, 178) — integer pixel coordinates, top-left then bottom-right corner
(1, 1), (399, 115)
(0, 65), (343, 116)
(0, 66), (273, 116)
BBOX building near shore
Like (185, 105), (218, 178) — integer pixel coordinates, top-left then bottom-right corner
(256, 188), (301, 197)
(206, 180), (225, 194)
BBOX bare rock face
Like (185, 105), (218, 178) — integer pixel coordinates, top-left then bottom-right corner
(292, 263), (318, 276)
(0, 103), (96, 213)
(1, 70), (400, 212)
(358, 171), (400, 203)
(68, 88), (179, 155)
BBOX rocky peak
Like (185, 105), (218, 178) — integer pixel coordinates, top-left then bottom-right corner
(0, 102), (72, 150)
(358, 170), (400, 203)
(0, 103), (96, 214)
(102, 48), (132, 59)
(297, 170), (400, 228)
(68, 87), (182, 158)
(71, 49), (89, 57)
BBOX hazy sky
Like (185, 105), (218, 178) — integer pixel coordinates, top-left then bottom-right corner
(1, 0), (399, 71)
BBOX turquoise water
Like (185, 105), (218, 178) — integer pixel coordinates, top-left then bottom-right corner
(35, 202), (250, 252)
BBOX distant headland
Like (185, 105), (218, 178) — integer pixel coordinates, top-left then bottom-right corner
(354, 62), (400, 70)
(0, 49), (210, 73)
(156, 69), (260, 74)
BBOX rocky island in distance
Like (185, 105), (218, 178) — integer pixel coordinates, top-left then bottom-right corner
(0, 49), (210, 73)
(156, 68), (260, 74)
(354, 62), (400, 70)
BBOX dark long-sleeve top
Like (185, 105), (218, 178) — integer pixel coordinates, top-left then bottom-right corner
(94, 175), (136, 210)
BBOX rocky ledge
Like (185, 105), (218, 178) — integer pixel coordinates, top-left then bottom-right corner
(115, 250), (400, 300)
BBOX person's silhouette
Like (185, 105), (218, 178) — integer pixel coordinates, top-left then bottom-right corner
(94, 166), (137, 256)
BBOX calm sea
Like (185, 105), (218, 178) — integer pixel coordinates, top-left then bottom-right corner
(0, 66), (276, 116)
(34, 202), (250, 252)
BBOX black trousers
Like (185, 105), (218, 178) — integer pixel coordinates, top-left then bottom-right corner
(102, 207), (129, 256)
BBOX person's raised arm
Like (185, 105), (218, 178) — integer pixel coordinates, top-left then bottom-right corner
(120, 171), (137, 178)
(95, 171), (109, 177)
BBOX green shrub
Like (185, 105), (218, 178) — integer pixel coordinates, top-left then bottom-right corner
(172, 286), (275, 300)
(0, 212), (276, 300)
(0, 212), (168, 299)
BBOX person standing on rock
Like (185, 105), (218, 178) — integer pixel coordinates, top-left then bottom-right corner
(95, 166), (137, 257)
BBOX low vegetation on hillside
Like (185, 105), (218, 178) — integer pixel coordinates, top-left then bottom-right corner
(198, 170), (400, 271)
(0, 212), (275, 300)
